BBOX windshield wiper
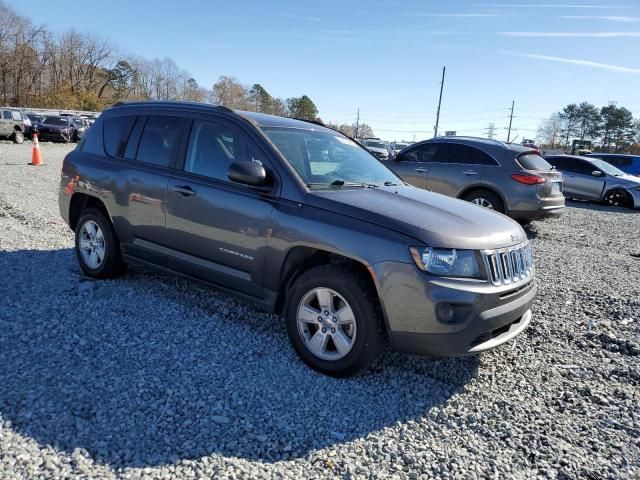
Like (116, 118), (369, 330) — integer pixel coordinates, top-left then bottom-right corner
(305, 180), (367, 189)
(383, 181), (399, 186)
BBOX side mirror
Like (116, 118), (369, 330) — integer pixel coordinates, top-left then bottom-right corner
(227, 161), (269, 187)
(592, 170), (603, 177)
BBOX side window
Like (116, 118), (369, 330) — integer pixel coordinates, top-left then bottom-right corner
(78, 117), (104, 155)
(2, 111), (11, 120)
(104, 115), (136, 158)
(445, 144), (497, 165)
(398, 144), (438, 163)
(136, 115), (183, 168)
(573, 160), (597, 175)
(12, 111), (22, 121)
(609, 157), (631, 168)
(547, 157), (568, 170)
(184, 119), (254, 182)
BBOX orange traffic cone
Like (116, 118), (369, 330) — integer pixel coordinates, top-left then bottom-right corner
(30, 132), (43, 166)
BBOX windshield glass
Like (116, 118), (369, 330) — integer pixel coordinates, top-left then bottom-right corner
(365, 141), (385, 149)
(262, 127), (400, 188)
(590, 159), (625, 176)
(42, 116), (69, 126)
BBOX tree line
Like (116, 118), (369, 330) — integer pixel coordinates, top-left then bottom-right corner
(0, 1), (344, 128)
(537, 102), (640, 153)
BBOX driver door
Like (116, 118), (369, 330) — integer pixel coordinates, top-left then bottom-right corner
(164, 115), (275, 297)
(388, 143), (440, 189)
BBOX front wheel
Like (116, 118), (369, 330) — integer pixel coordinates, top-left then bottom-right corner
(603, 189), (632, 208)
(13, 130), (24, 144)
(75, 208), (126, 278)
(285, 265), (384, 377)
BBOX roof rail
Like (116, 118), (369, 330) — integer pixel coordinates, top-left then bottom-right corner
(440, 135), (509, 148)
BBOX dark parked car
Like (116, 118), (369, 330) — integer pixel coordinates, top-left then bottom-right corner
(388, 137), (565, 223)
(545, 154), (640, 209)
(59, 102), (536, 376)
(585, 153), (640, 177)
(0, 108), (26, 143)
(37, 115), (85, 142)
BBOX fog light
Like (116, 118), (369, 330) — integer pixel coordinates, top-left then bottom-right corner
(436, 303), (455, 323)
(436, 302), (473, 325)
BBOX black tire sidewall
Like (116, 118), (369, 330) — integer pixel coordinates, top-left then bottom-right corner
(74, 209), (122, 278)
(285, 266), (383, 377)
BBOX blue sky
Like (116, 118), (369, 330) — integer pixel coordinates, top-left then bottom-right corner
(16, 0), (640, 141)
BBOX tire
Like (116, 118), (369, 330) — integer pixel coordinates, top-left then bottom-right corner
(462, 189), (505, 214)
(74, 207), (126, 279)
(13, 130), (24, 144)
(285, 264), (384, 377)
(603, 189), (632, 209)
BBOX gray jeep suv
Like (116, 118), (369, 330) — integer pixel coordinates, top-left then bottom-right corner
(388, 137), (565, 222)
(59, 102), (536, 376)
(0, 108), (26, 143)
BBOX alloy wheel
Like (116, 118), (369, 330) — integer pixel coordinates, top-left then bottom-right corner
(79, 220), (106, 269)
(296, 287), (357, 361)
(471, 197), (494, 209)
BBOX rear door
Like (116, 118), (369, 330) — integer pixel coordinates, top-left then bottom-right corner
(164, 114), (275, 298)
(0, 110), (11, 135)
(427, 143), (494, 197)
(387, 143), (440, 189)
(103, 113), (186, 265)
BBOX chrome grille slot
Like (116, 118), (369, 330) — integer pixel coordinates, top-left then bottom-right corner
(482, 242), (534, 286)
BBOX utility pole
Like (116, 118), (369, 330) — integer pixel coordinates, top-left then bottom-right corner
(485, 123), (497, 139)
(506, 100), (515, 143)
(434, 66), (445, 138)
(355, 108), (360, 139)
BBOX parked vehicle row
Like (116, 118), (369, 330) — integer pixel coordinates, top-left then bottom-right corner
(60, 102), (537, 377)
(0, 108), (26, 143)
(387, 137), (566, 223)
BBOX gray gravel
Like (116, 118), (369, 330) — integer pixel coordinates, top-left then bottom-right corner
(1, 141), (639, 479)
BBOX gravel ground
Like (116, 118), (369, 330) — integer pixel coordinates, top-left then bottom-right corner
(0, 141), (639, 479)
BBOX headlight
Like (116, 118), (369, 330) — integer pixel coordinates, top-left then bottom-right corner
(409, 247), (480, 278)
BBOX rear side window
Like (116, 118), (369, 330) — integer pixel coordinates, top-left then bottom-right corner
(444, 144), (498, 166)
(573, 160), (598, 175)
(516, 154), (552, 171)
(2, 111), (10, 120)
(78, 117), (104, 155)
(136, 115), (182, 168)
(184, 119), (253, 181)
(104, 115), (136, 158)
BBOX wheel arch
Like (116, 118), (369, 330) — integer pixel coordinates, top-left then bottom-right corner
(273, 246), (379, 317)
(69, 193), (112, 231)
(458, 185), (508, 213)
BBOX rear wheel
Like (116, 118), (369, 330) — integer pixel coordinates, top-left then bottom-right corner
(603, 189), (632, 208)
(75, 208), (126, 278)
(463, 189), (505, 214)
(12, 130), (24, 144)
(285, 265), (384, 377)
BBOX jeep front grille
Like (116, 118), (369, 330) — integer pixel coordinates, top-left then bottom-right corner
(482, 242), (533, 286)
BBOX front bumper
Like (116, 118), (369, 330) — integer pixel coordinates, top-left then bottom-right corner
(371, 260), (537, 356)
(38, 130), (71, 142)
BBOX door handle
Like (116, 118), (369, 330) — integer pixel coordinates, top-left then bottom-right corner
(463, 170), (478, 175)
(414, 168), (428, 173)
(172, 185), (196, 197)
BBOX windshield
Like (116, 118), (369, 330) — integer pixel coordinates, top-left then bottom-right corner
(590, 159), (625, 176)
(42, 116), (69, 126)
(365, 141), (386, 149)
(262, 127), (400, 188)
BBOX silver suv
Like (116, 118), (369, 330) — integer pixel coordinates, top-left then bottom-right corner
(0, 108), (26, 144)
(388, 137), (565, 222)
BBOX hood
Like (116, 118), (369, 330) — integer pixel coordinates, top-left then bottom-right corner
(618, 174), (640, 187)
(307, 185), (526, 250)
(40, 123), (69, 130)
(367, 147), (388, 155)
